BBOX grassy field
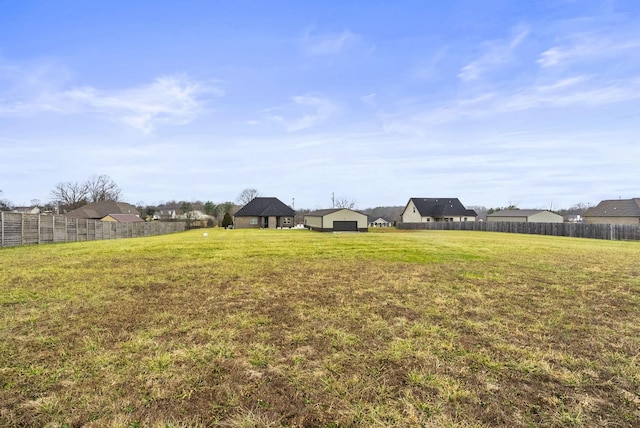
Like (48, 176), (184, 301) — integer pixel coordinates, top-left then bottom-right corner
(1, 228), (639, 427)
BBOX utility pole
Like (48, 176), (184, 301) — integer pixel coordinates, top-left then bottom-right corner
(292, 197), (295, 210)
(332, 192), (335, 208)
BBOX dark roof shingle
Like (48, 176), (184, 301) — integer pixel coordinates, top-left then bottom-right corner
(233, 197), (295, 217)
(584, 198), (640, 217)
(409, 198), (477, 217)
(66, 201), (140, 219)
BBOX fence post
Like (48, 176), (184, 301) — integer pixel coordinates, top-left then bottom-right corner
(1, 211), (3, 247)
(21, 213), (25, 245)
(38, 214), (41, 244)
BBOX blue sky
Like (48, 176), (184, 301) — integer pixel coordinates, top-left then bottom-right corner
(1, 0), (639, 210)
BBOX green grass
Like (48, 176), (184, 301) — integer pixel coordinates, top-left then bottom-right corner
(1, 228), (639, 427)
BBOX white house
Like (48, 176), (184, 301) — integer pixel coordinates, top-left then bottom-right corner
(401, 198), (477, 223)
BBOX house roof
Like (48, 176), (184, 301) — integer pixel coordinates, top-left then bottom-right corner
(66, 201), (140, 219)
(584, 198), (640, 217)
(233, 197), (295, 217)
(368, 216), (391, 223)
(12, 206), (40, 213)
(305, 208), (366, 217)
(102, 214), (144, 223)
(487, 209), (554, 218)
(408, 198), (477, 218)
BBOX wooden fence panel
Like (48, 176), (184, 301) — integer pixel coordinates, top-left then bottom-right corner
(397, 221), (640, 241)
(1, 213), (22, 247)
(40, 215), (54, 244)
(53, 216), (67, 243)
(0, 213), (186, 248)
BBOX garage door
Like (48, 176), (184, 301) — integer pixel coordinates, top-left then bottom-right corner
(333, 221), (358, 231)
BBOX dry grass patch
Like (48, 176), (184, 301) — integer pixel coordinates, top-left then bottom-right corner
(1, 229), (639, 426)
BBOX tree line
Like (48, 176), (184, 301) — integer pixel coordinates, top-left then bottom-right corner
(2, 181), (595, 222)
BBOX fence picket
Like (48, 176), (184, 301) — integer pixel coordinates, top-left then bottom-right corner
(397, 221), (640, 241)
(0, 213), (186, 248)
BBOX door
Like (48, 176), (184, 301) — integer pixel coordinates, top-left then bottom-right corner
(333, 221), (358, 231)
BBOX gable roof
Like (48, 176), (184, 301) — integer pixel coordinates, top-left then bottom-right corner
(305, 208), (366, 217)
(408, 198), (477, 218)
(584, 198), (640, 218)
(233, 197), (295, 217)
(66, 201), (140, 219)
(368, 216), (392, 223)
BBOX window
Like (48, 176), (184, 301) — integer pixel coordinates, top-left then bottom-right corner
(250, 217), (258, 225)
(283, 217), (292, 225)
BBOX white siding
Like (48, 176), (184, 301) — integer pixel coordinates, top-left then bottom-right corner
(324, 209), (368, 229)
(401, 201), (424, 222)
(529, 212), (564, 223)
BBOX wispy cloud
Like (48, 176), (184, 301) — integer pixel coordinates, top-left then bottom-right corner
(385, 75), (640, 132)
(266, 93), (338, 131)
(300, 28), (367, 57)
(458, 26), (529, 82)
(0, 58), (221, 133)
(361, 93), (377, 107)
(0, 57), (74, 115)
(64, 76), (221, 134)
(537, 32), (640, 67)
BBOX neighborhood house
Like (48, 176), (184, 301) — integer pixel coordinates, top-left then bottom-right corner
(401, 198), (477, 223)
(65, 201), (140, 220)
(583, 198), (640, 225)
(368, 216), (393, 227)
(233, 197), (295, 229)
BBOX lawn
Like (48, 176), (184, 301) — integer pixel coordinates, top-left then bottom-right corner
(1, 228), (639, 427)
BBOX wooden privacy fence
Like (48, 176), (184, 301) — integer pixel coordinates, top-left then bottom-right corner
(0, 212), (186, 248)
(398, 221), (640, 241)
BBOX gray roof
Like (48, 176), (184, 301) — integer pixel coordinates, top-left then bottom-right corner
(368, 216), (392, 222)
(408, 198), (477, 218)
(584, 198), (640, 217)
(66, 201), (139, 219)
(233, 197), (295, 217)
(305, 208), (365, 217)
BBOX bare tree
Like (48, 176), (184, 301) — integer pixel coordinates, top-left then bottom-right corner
(181, 201), (196, 228)
(334, 197), (357, 210)
(0, 189), (12, 211)
(86, 175), (121, 202)
(50, 181), (89, 212)
(219, 201), (235, 215)
(236, 188), (261, 205)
